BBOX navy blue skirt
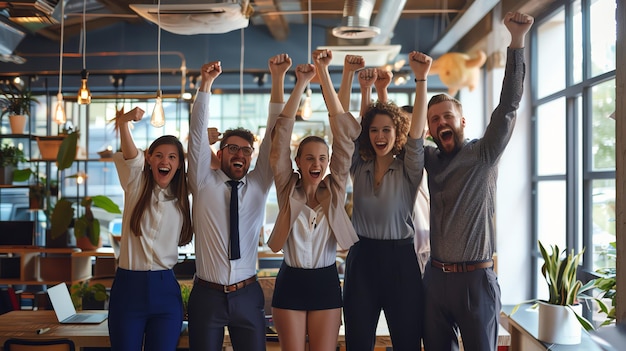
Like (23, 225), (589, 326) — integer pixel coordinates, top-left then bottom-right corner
(272, 262), (342, 311)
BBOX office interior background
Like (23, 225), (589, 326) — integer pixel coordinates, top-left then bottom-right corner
(0, 0), (622, 324)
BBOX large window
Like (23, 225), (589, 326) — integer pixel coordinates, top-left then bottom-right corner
(532, 0), (616, 310)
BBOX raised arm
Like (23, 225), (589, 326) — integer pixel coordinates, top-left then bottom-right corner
(269, 53), (292, 104)
(374, 68), (393, 103)
(313, 49), (344, 117)
(407, 51), (432, 139)
(188, 61), (222, 191)
(504, 12), (534, 49)
(338, 55), (365, 111)
(358, 68), (377, 118)
(118, 107), (145, 160)
(199, 61), (222, 93)
(267, 63), (316, 252)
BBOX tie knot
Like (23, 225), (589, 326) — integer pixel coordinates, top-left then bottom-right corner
(227, 180), (241, 189)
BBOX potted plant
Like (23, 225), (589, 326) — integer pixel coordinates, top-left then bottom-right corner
(47, 128), (121, 249)
(70, 280), (108, 310)
(0, 84), (39, 134)
(0, 143), (26, 184)
(511, 241), (595, 345)
(590, 241), (616, 327)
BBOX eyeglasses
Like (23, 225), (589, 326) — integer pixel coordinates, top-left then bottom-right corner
(221, 144), (254, 156)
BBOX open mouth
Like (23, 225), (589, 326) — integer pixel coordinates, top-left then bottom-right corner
(375, 141), (387, 150)
(233, 161), (244, 169)
(439, 129), (454, 142)
(309, 170), (321, 178)
(158, 167), (171, 176)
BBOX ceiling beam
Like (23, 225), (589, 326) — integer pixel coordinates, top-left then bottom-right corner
(428, 0), (499, 57)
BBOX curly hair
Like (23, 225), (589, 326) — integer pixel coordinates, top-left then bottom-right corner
(358, 100), (410, 161)
(220, 127), (256, 148)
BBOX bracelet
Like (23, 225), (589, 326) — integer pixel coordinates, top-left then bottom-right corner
(415, 78), (427, 82)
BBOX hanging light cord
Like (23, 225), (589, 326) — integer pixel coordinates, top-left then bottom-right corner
(82, 0), (86, 70)
(58, 0), (64, 95)
(307, 0), (311, 64)
(157, 0), (162, 93)
(240, 28), (244, 117)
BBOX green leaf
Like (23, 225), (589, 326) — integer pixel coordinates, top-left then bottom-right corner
(12, 168), (33, 182)
(91, 195), (122, 214)
(50, 199), (74, 239)
(57, 132), (78, 170)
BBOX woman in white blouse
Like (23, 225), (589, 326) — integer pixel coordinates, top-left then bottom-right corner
(267, 50), (360, 351)
(109, 107), (193, 351)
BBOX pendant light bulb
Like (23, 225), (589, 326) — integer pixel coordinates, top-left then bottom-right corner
(151, 91), (165, 127)
(77, 69), (92, 105)
(301, 88), (312, 120)
(53, 92), (66, 125)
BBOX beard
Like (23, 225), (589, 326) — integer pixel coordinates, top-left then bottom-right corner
(433, 126), (465, 155)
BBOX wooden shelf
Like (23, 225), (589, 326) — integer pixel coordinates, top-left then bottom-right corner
(0, 247), (95, 286)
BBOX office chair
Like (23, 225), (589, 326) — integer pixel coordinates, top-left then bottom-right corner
(3, 338), (76, 351)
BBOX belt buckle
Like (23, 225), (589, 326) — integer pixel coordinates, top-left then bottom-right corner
(224, 284), (234, 293)
(441, 263), (454, 273)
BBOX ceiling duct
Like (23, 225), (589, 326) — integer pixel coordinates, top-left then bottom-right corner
(0, 12), (26, 63)
(130, 0), (254, 35)
(316, 44), (401, 67)
(332, 0), (380, 39)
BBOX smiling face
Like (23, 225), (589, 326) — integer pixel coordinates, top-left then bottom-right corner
(427, 100), (466, 154)
(146, 143), (181, 189)
(369, 113), (397, 158)
(296, 138), (329, 187)
(217, 135), (252, 180)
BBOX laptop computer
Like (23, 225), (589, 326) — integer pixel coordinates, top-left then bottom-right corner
(47, 283), (108, 324)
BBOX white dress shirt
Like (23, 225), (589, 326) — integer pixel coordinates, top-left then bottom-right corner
(113, 150), (182, 271)
(188, 91), (282, 285)
(282, 205), (336, 269)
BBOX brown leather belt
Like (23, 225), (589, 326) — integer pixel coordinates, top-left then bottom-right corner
(194, 275), (257, 293)
(431, 259), (493, 273)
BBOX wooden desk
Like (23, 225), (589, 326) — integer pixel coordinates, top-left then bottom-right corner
(0, 310), (390, 350)
(503, 304), (602, 351)
(0, 310), (509, 350)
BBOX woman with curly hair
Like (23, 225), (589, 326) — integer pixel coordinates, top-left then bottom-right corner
(341, 50), (432, 351)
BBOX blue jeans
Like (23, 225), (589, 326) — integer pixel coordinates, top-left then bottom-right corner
(108, 268), (183, 351)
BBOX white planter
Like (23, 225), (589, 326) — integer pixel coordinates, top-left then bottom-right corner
(9, 114), (27, 134)
(538, 301), (583, 345)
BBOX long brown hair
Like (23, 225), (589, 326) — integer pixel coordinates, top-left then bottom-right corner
(358, 100), (410, 161)
(130, 135), (193, 246)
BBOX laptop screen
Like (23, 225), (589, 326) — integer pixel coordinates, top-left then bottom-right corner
(0, 221), (34, 246)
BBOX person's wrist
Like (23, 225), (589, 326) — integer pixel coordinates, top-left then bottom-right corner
(414, 78), (427, 82)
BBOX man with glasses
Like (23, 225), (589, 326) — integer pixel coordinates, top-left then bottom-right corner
(187, 53), (292, 351)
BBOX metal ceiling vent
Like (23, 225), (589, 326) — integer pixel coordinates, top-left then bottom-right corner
(332, 0), (380, 39)
(129, 0), (254, 35)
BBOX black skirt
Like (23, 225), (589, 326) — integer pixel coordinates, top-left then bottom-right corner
(271, 261), (342, 311)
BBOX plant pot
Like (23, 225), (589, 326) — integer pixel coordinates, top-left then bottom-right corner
(76, 235), (102, 251)
(538, 301), (583, 345)
(9, 115), (27, 134)
(45, 228), (76, 248)
(0, 165), (15, 185)
(36, 135), (65, 160)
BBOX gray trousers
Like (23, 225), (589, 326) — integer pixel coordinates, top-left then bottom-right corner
(422, 262), (501, 351)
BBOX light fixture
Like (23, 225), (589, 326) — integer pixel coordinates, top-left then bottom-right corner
(53, 0), (66, 125)
(300, 88), (312, 120)
(77, 69), (91, 104)
(298, 0), (313, 121)
(151, 0), (165, 128)
(77, 0), (91, 105)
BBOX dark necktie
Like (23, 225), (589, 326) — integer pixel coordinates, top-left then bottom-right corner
(227, 180), (241, 260)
